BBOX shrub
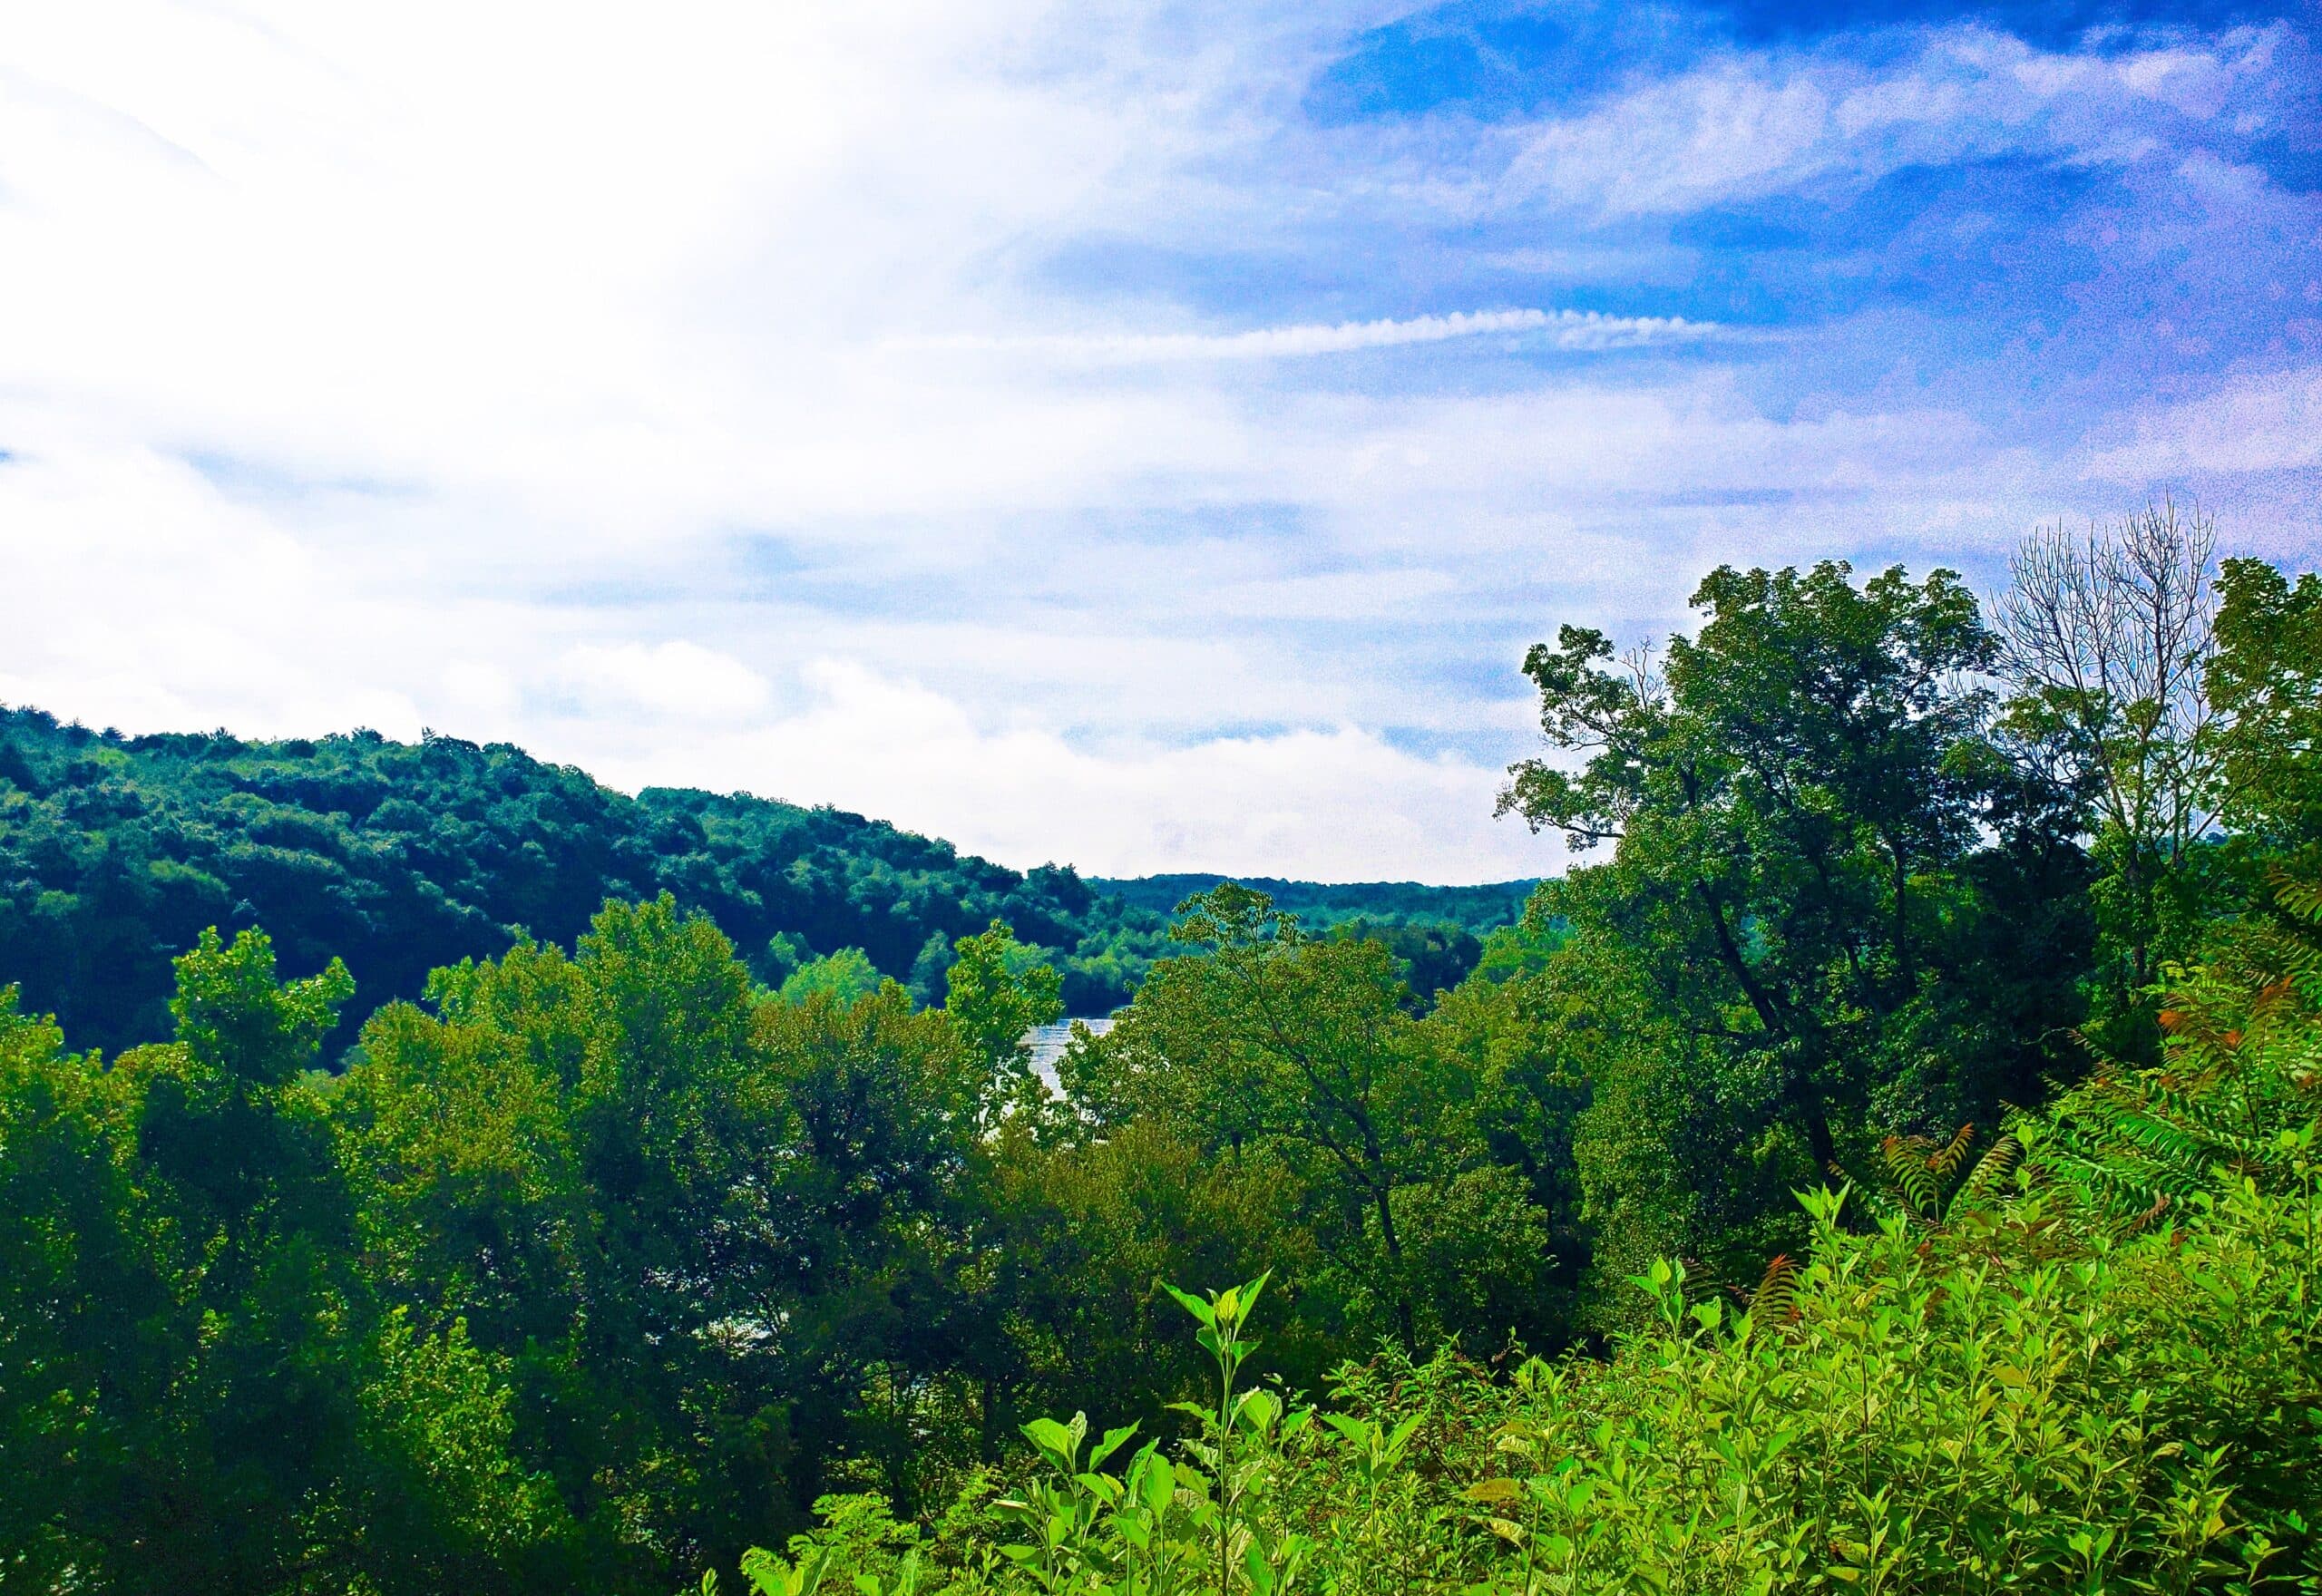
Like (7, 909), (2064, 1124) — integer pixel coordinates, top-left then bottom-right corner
(739, 957), (2322, 1596)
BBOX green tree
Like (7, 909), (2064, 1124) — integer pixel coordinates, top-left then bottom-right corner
(345, 898), (776, 1580)
(757, 930), (815, 988)
(0, 929), (563, 1594)
(102, 929), (366, 1593)
(780, 945), (886, 1006)
(953, 1110), (1309, 1464)
(2210, 555), (2322, 857)
(943, 918), (1064, 1077)
(0, 988), (167, 1589)
(338, 895), (995, 1585)
(1418, 944), (1591, 1340)
(1070, 886), (1555, 1354)
(1502, 562), (2090, 1282)
(907, 928), (956, 1007)
(1326, 918), (1485, 1011)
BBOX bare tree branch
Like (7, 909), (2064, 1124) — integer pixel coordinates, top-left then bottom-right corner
(1993, 497), (2221, 861)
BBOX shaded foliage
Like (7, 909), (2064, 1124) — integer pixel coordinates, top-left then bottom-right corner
(1088, 876), (1536, 935)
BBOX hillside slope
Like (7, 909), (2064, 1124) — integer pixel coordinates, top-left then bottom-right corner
(0, 708), (1171, 1053)
(0, 708), (1527, 1055)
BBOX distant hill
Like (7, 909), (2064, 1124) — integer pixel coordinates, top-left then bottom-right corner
(0, 706), (1540, 1056)
(1089, 873), (1539, 930)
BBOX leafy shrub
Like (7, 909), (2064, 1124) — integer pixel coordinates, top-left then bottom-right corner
(743, 931), (2322, 1596)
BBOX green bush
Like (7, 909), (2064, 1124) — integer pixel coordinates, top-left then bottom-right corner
(751, 1163), (2317, 1595)
(744, 943), (2322, 1596)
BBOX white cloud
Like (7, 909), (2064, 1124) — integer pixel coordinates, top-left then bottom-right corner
(567, 659), (1565, 883)
(560, 643), (773, 721)
(2084, 366), (2322, 477)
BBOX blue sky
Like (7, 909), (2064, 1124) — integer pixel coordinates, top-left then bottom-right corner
(1, 0), (2316, 881)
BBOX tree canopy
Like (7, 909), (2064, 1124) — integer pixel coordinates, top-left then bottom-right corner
(1500, 561), (2092, 1281)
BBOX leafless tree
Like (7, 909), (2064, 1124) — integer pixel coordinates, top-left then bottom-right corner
(1992, 498), (2222, 987)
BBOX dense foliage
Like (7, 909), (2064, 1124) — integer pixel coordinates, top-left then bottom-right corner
(0, 715), (1171, 1056)
(1497, 561), (2096, 1298)
(784, 1044), (2317, 1596)
(3, 521), (2317, 1594)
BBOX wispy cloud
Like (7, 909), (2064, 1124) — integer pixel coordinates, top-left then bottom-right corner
(1495, 24), (2302, 217)
(894, 307), (1720, 364)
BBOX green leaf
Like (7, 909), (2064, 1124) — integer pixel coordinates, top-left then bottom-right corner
(1089, 1421), (1139, 1471)
(1162, 1281), (1217, 1328)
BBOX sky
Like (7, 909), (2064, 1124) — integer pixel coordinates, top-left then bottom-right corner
(1, 0), (2317, 883)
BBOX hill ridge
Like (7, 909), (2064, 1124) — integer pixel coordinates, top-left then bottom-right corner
(0, 706), (1533, 1055)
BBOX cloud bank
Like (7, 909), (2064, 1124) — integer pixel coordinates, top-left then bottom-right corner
(0, 0), (2314, 882)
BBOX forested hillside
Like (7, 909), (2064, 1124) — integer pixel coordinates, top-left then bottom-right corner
(0, 720), (1141, 1054)
(3, 516), (2318, 1595)
(0, 717), (1535, 1058)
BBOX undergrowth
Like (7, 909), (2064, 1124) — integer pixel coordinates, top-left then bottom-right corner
(726, 931), (2322, 1596)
